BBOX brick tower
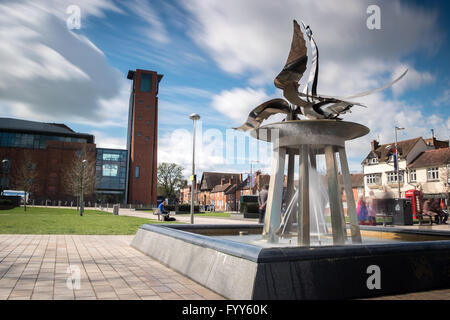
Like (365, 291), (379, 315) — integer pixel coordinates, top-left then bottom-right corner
(126, 69), (163, 205)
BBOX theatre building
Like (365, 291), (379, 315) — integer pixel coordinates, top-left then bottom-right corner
(0, 118), (96, 202)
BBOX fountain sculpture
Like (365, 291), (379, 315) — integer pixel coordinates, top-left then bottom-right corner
(235, 20), (406, 245)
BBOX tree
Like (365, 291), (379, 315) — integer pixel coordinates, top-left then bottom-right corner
(11, 152), (39, 211)
(64, 146), (95, 216)
(157, 163), (185, 201)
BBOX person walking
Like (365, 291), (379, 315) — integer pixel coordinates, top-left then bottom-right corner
(258, 184), (269, 224)
(367, 191), (377, 226)
(357, 196), (368, 225)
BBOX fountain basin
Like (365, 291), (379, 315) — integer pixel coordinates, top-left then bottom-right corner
(131, 224), (450, 299)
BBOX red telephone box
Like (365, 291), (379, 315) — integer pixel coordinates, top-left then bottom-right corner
(405, 189), (423, 219)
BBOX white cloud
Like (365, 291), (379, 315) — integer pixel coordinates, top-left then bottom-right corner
(211, 88), (270, 123)
(126, 0), (170, 44)
(391, 65), (435, 96)
(0, 0), (125, 125)
(433, 89), (450, 107)
(181, 0), (441, 85)
(91, 130), (126, 149)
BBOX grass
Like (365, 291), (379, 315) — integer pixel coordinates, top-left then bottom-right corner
(0, 206), (179, 235)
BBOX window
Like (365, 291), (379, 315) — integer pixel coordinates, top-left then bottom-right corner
(409, 169), (417, 182)
(137, 132), (142, 137)
(103, 164), (118, 177)
(387, 171), (404, 183)
(103, 153), (120, 161)
(140, 73), (152, 92)
(145, 136), (150, 141)
(146, 105), (151, 109)
(135, 166), (140, 178)
(145, 120), (150, 125)
(369, 158), (378, 165)
(427, 167), (439, 181)
(447, 164), (450, 184)
(138, 116), (142, 121)
(366, 174), (380, 185)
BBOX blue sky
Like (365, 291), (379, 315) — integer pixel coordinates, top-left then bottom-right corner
(0, 0), (449, 176)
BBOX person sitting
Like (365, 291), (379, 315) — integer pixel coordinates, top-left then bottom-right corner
(157, 199), (175, 221)
(423, 198), (438, 223)
(432, 199), (448, 224)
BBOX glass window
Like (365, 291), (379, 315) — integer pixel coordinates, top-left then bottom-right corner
(103, 153), (120, 161)
(103, 164), (118, 177)
(135, 166), (140, 178)
(137, 132), (142, 137)
(369, 158), (378, 164)
(366, 174), (380, 185)
(387, 171), (404, 183)
(447, 164), (450, 184)
(146, 105), (151, 109)
(140, 73), (152, 93)
(145, 136), (150, 141)
(427, 167), (439, 181)
(145, 120), (150, 125)
(409, 169), (417, 182)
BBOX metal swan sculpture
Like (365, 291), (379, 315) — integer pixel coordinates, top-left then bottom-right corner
(235, 20), (408, 131)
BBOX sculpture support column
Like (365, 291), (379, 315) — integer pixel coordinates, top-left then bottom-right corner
(285, 150), (296, 230)
(263, 147), (286, 243)
(338, 147), (362, 243)
(325, 146), (345, 245)
(334, 152), (348, 241)
(298, 145), (310, 246)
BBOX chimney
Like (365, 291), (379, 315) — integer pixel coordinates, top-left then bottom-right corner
(371, 139), (379, 152)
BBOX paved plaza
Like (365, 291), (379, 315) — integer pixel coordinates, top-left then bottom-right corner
(0, 234), (224, 300)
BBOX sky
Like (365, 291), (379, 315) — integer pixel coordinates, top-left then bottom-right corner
(0, 0), (449, 177)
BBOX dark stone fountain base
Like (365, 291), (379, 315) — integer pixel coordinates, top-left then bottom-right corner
(131, 224), (450, 299)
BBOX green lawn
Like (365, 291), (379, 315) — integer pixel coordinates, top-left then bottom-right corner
(0, 207), (177, 235)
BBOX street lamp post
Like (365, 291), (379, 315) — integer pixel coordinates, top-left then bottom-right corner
(1, 159), (9, 194)
(394, 126), (405, 198)
(80, 159), (88, 216)
(189, 113), (200, 224)
(249, 160), (260, 189)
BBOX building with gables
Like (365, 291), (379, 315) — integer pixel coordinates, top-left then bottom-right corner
(362, 135), (449, 198)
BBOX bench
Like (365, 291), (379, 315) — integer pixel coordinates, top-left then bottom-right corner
(376, 213), (392, 227)
(152, 208), (170, 221)
(416, 212), (434, 226)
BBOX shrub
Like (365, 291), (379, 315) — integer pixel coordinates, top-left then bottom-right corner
(166, 204), (200, 212)
(0, 199), (13, 205)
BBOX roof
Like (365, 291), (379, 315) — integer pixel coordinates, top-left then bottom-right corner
(211, 183), (233, 193)
(408, 147), (450, 168)
(200, 172), (241, 191)
(0, 117), (94, 142)
(363, 137), (423, 162)
(318, 173), (363, 188)
(341, 173), (364, 188)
